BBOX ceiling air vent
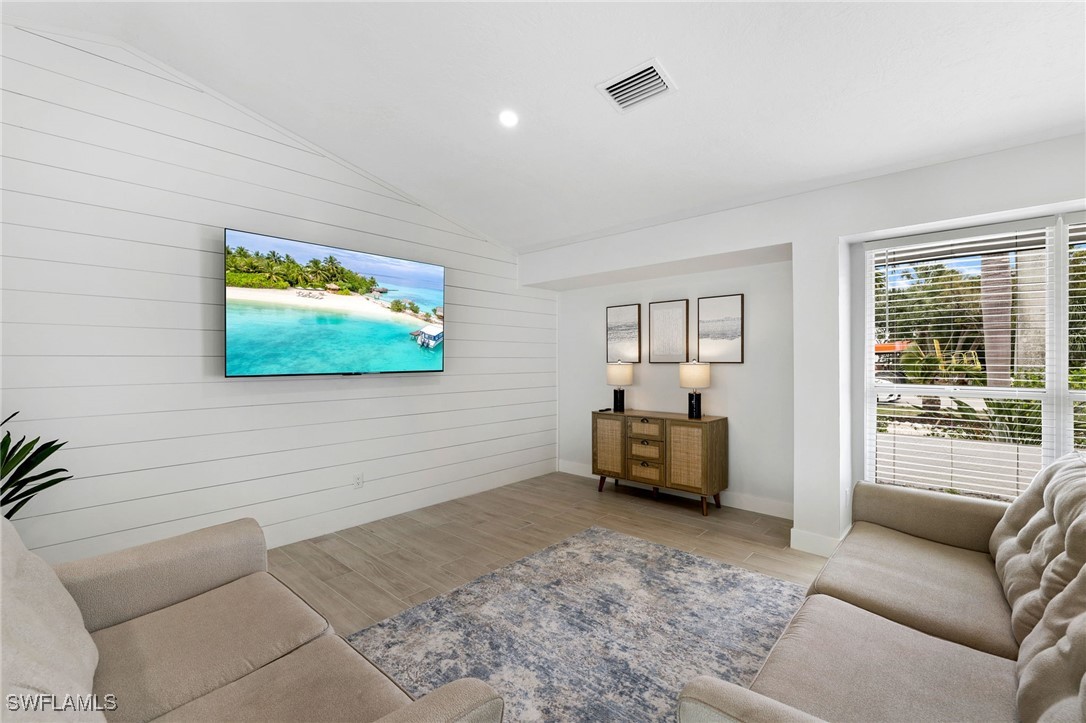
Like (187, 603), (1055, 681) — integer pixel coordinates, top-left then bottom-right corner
(597, 60), (673, 112)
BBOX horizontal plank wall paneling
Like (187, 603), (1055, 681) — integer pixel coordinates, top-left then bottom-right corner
(0, 23), (557, 562)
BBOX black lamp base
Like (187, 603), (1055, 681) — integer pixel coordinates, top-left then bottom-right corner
(687, 391), (702, 419)
(613, 388), (626, 413)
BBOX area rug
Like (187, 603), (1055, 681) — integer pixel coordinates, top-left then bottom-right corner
(346, 526), (805, 721)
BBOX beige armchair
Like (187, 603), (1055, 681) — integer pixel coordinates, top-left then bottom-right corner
(2, 517), (503, 722)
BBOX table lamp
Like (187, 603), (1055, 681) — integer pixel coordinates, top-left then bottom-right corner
(606, 361), (634, 413)
(679, 359), (711, 419)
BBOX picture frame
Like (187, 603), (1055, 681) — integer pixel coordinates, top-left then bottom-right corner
(698, 294), (744, 363)
(605, 304), (641, 363)
(648, 299), (689, 363)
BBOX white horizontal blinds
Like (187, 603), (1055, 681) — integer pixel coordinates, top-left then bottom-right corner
(1075, 402), (1086, 452)
(865, 220), (1055, 501)
(873, 228), (1049, 386)
(1069, 221), (1086, 450)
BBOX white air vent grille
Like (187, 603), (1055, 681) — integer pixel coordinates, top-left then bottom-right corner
(598, 61), (673, 112)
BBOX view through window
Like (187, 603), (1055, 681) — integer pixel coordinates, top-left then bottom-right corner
(864, 215), (1083, 500)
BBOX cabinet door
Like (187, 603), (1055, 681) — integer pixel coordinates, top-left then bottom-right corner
(666, 421), (707, 493)
(592, 414), (626, 478)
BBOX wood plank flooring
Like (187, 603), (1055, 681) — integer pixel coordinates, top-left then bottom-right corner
(269, 472), (825, 634)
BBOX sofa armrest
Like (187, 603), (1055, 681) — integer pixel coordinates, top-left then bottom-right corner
(376, 679), (503, 723)
(53, 518), (266, 632)
(678, 676), (823, 723)
(852, 481), (1007, 553)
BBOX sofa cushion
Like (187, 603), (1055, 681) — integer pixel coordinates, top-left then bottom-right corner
(809, 520), (1016, 658)
(1016, 541), (1086, 721)
(0, 518), (104, 722)
(91, 571), (328, 722)
(156, 634), (411, 722)
(990, 451), (1086, 646)
(750, 595), (1018, 723)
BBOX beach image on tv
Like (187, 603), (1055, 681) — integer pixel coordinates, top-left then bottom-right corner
(225, 230), (444, 376)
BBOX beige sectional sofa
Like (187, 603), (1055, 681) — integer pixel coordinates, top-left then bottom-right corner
(679, 451), (1086, 723)
(1, 516), (503, 722)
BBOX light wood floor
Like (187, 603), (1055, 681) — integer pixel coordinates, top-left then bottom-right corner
(269, 472), (825, 635)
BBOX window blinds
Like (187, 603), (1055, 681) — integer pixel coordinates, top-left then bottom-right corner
(1070, 222), (1086, 450)
(864, 215), (1081, 501)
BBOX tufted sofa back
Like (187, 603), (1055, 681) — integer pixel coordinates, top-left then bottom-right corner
(989, 451), (1086, 722)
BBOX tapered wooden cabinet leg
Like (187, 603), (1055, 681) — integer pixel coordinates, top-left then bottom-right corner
(652, 487), (659, 499)
(598, 476), (606, 492)
(701, 497), (708, 516)
(713, 493), (721, 509)
(615, 479), (620, 486)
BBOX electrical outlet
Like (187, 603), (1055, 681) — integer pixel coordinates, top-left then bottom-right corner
(353, 473), (364, 489)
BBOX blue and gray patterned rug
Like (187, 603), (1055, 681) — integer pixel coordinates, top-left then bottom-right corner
(346, 526), (804, 721)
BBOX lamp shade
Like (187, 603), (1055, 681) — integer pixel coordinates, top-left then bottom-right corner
(679, 360), (711, 389)
(606, 361), (633, 386)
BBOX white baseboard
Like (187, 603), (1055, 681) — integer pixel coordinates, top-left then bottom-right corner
(558, 459), (793, 520)
(558, 459), (593, 477)
(717, 491), (793, 520)
(790, 526), (849, 558)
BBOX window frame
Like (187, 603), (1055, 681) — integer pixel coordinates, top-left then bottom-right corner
(861, 212), (1084, 498)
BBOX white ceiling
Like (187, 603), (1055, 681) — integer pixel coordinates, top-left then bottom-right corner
(5, 2), (1085, 252)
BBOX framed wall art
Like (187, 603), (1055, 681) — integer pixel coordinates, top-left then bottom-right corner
(605, 304), (641, 363)
(698, 294), (744, 363)
(649, 299), (689, 363)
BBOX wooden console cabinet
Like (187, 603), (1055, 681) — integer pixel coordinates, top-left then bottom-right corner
(591, 409), (728, 516)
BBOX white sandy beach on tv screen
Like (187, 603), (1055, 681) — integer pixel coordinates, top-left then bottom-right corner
(226, 287), (423, 326)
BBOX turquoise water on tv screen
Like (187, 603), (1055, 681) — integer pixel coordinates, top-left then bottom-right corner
(379, 283), (444, 314)
(226, 301), (442, 376)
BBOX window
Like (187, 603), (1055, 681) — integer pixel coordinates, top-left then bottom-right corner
(864, 214), (1083, 500)
(1071, 221), (1086, 451)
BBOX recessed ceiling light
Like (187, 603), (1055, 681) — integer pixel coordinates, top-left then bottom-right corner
(498, 110), (519, 128)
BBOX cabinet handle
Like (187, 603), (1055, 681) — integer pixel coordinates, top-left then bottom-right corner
(640, 440), (649, 446)
(640, 461), (649, 467)
(640, 418), (649, 423)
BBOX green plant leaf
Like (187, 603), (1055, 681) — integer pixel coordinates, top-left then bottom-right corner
(1, 436), (36, 479)
(10, 467), (69, 487)
(951, 398), (982, 422)
(4, 497), (31, 519)
(1, 411), (18, 427)
(0, 412), (72, 520)
(2, 468), (69, 503)
(4, 475), (72, 504)
(7, 441), (66, 491)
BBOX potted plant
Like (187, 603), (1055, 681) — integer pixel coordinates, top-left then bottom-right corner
(1, 412), (72, 519)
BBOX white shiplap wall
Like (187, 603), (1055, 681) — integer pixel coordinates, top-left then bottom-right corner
(0, 23), (557, 563)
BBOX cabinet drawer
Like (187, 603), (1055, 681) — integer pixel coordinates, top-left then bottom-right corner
(628, 460), (664, 485)
(627, 416), (665, 440)
(628, 438), (664, 462)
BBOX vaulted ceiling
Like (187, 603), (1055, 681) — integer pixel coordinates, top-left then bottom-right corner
(5, 2), (1085, 252)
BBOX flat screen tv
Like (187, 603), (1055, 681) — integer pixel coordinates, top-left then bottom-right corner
(224, 229), (445, 377)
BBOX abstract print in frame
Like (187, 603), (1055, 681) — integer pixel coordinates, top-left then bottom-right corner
(698, 294), (744, 363)
(606, 304), (641, 363)
(649, 299), (689, 363)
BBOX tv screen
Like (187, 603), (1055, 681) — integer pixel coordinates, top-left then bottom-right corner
(224, 229), (445, 377)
